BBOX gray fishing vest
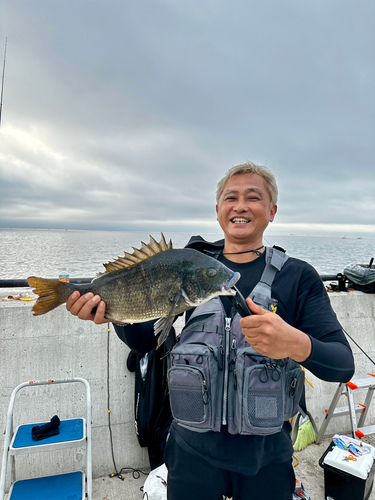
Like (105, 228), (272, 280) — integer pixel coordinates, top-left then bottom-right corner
(167, 247), (304, 436)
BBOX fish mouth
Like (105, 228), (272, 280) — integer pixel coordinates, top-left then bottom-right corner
(221, 272), (241, 294)
(231, 218), (250, 224)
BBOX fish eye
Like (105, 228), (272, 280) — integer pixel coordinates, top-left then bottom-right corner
(206, 267), (217, 277)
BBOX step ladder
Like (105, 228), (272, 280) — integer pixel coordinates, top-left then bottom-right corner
(0, 378), (92, 500)
(316, 373), (375, 444)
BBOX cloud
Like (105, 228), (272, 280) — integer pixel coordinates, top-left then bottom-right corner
(1, 0), (374, 234)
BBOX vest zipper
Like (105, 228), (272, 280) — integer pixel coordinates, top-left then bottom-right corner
(222, 317), (231, 425)
(202, 380), (209, 404)
(229, 337), (237, 372)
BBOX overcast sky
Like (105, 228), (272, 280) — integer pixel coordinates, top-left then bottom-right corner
(1, 0), (374, 237)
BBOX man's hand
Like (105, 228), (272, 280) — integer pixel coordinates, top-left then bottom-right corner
(239, 298), (311, 362)
(66, 291), (108, 324)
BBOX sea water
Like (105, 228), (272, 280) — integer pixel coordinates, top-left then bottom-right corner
(0, 228), (374, 280)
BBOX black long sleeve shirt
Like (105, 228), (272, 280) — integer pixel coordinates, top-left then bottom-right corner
(114, 242), (354, 475)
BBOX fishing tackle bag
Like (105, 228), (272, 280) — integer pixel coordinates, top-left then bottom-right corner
(344, 260), (375, 293)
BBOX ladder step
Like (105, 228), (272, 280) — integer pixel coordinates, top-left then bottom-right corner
(355, 425), (375, 439)
(10, 418), (85, 455)
(329, 404), (365, 417)
(8, 471), (84, 500)
(349, 373), (375, 389)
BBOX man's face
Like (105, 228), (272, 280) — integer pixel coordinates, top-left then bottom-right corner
(216, 173), (277, 245)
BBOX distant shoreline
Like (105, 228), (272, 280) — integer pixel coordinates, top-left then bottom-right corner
(1, 227), (374, 239)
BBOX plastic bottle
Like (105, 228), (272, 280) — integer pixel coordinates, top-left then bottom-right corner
(59, 268), (70, 282)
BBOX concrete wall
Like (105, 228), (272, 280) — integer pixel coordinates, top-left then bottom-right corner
(1, 289), (374, 484)
(0, 291), (151, 485)
(304, 290), (375, 437)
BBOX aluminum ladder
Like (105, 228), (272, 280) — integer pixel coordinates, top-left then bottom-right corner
(316, 373), (375, 443)
(0, 378), (92, 500)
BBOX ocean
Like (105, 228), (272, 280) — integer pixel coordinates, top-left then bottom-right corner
(0, 228), (374, 280)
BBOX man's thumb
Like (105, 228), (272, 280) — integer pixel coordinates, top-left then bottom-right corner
(246, 298), (267, 315)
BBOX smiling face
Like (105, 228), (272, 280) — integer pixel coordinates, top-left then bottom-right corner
(216, 173), (277, 249)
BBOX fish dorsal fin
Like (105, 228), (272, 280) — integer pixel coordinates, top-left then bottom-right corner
(102, 234), (172, 273)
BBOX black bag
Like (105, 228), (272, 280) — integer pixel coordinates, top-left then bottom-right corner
(350, 282), (375, 293)
(344, 260), (375, 294)
(127, 330), (174, 469)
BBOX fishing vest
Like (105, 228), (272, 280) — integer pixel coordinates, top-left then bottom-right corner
(167, 247), (305, 436)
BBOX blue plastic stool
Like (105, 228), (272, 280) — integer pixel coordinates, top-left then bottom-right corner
(9, 471), (84, 500)
(11, 419), (84, 453)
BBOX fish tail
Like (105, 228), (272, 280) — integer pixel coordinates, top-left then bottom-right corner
(27, 276), (74, 315)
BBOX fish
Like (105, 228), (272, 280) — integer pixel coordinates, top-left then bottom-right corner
(27, 234), (240, 347)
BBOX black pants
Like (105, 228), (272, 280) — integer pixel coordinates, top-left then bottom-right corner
(164, 433), (295, 500)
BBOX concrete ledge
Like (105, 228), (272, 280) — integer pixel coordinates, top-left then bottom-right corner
(1, 289), (374, 484)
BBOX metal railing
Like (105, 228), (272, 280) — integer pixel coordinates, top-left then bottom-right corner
(0, 278), (93, 287)
(0, 274), (345, 288)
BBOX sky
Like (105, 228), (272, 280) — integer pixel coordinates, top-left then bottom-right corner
(0, 0), (374, 237)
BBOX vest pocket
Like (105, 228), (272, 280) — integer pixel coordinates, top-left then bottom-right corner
(168, 343), (221, 432)
(284, 362), (304, 420)
(168, 366), (210, 426)
(234, 350), (284, 435)
(244, 365), (284, 431)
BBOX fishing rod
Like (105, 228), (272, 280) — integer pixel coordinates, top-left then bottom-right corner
(342, 327), (375, 367)
(0, 38), (7, 128)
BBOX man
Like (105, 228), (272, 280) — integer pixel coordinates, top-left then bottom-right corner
(67, 162), (355, 499)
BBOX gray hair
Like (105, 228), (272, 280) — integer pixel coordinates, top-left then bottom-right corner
(216, 161), (278, 207)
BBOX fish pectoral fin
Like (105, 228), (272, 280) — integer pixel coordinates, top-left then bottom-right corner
(154, 293), (180, 349)
(180, 288), (196, 307)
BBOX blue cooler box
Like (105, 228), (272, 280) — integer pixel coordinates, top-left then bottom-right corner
(319, 440), (375, 500)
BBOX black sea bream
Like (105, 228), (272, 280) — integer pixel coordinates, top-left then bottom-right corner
(28, 235), (240, 347)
